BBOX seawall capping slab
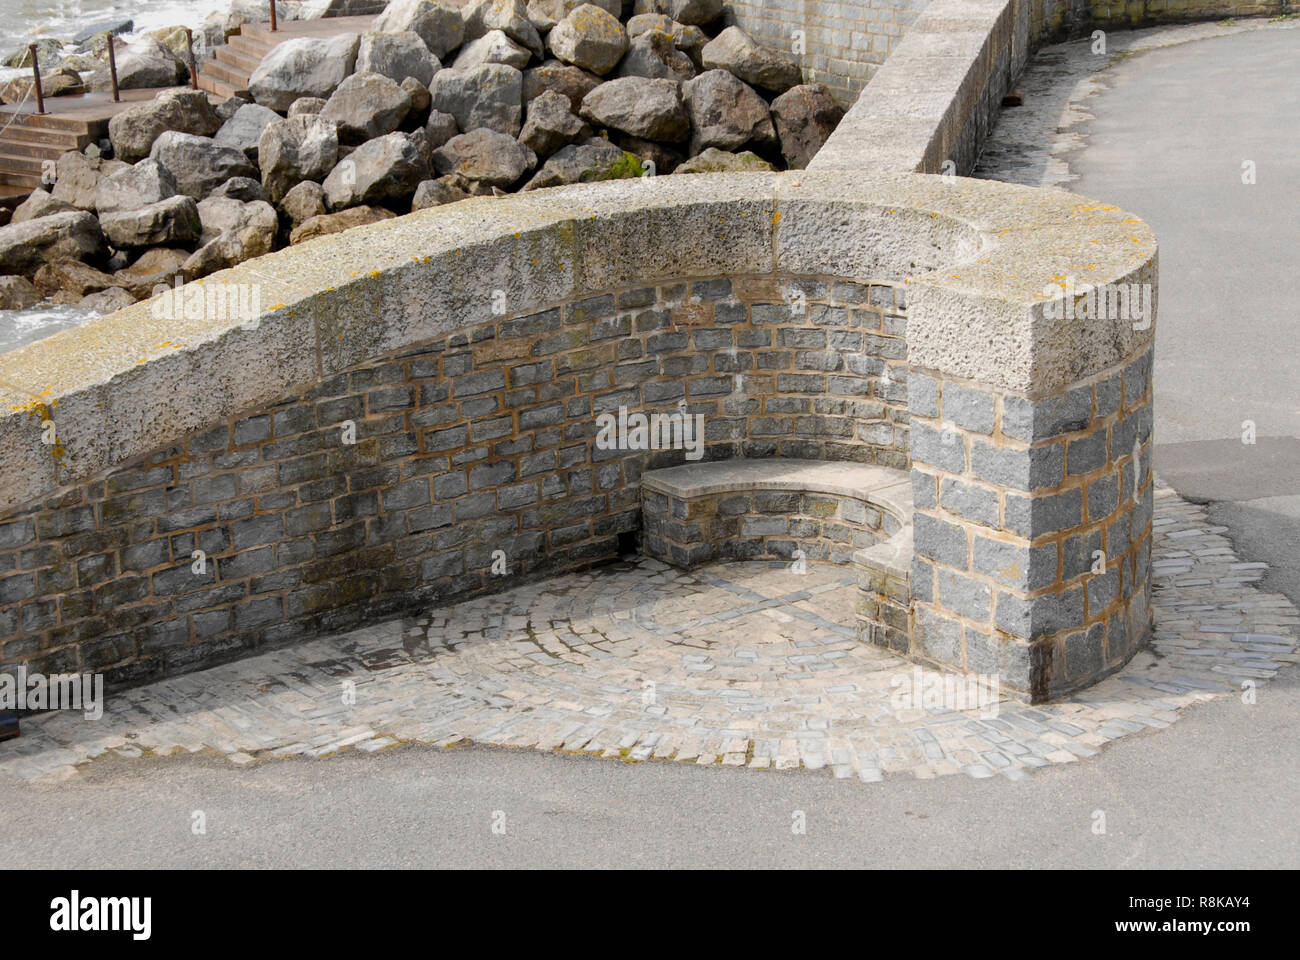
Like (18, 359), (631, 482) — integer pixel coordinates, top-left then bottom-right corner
(0, 171), (1156, 519)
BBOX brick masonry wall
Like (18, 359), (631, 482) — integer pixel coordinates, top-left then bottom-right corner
(906, 346), (1155, 700)
(0, 274), (909, 689)
(642, 485), (899, 567)
(725, 0), (930, 106)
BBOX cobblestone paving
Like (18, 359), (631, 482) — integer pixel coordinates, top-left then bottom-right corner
(2, 486), (1295, 784)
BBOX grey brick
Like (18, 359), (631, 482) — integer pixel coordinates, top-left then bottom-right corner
(939, 477), (998, 527)
(970, 439), (1063, 492)
(943, 383), (994, 434)
(910, 421), (966, 474)
(1067, 431), (1107, 476)
(913, 513), (967, 568)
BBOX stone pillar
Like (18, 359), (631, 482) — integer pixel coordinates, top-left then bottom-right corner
(904, 270), (1157, 702)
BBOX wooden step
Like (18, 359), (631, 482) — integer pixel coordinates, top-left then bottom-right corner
(196, 75), (247, 100)
(214, 45), (264, 75)
(0, 138), (87, 161)
(0, 111), (95, 134)
(0, 152), (46, 176)
(200, 59), (251, 88)
(227, 34), (277, 59)
(0, 125), (87, 150)
(0, 171), (43, 189)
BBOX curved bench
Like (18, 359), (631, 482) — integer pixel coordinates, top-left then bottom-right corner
(640, 457), (912, 565)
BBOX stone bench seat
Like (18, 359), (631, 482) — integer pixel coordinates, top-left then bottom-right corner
(640, 458), (913, 569)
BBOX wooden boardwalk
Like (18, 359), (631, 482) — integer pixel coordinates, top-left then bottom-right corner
(0, 15), (377, 209)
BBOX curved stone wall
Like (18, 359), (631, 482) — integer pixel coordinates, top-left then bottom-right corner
(0, 172), (1157, 701)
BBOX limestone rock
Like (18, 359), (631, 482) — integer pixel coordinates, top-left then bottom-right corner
(33, 260), (124, 299)
(411, 178), (469, 209)
(522, 137), (642, 189)
(249, 34), (361, 111)
(289, 97), (327, 117)
(526, 0), (620, 32)
(150, 132), (259, 200)
(546, 5), (627, 76)
(321, 71), (414, 144)
(402, 76), (432, 115)
(432, 128), (536, 188)
(88, 36), (186, 91)
(357, 30), (440, 87)
(323, 132), (428, 208)
(610, 132), (684, 175)
(99, 196), (202, 249)
(208, 177), (265, 202)
(701, 26), (801, 93)
(112, 248), (189, 299)
(770, 83), (844, 169)
(580, 77), (688, 142)
(50, 152), (128, 212)
(626, 14), (674, 38)
(0, 276), (42, 311)
(183, 200), (278, 279)
(95, 159), (179, 215)
(672, 146), (773, 173)
(279, 181), (328, 227)
(666, 0), (721, 26)
(616, 29), (694, 82)
(453, 30), (532, 71)
(682, 69), (774, 153)
(425, 110), (459, 149)
(522, 60), (601, 113)
(11, 190), (76, 224)
(108, 89), (222, 163)
(258, 115), (340, 203)
(373, 0), (465, 60)
(463, 0), (544, 58)
(520, 89), (588, 156)
(429, 63), (524, 137)
(289, 205), (396, 244)
(214, 103), (283, 162)
(79, 286), (137, 314)
(0, 211), (107, 273)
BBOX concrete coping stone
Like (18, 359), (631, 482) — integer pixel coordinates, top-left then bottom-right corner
(641, 458), (913, 527)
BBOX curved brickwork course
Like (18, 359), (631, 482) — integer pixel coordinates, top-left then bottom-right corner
(0, 172), (1156, 701)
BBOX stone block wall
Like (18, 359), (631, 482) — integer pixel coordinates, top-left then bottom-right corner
(906, 347), (1155, 700)
(0, 271), (910, 688)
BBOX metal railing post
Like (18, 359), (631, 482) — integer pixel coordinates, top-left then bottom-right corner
(270, 0), (278, 31)
(29, 45), (46, 114)
(185, 27), (198, 90)
(107, 36), (120, 102)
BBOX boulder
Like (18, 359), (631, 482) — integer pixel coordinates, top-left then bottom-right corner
(183, 200), (278, 279)
(197, 197), (250, 245)
(11, 190), (76, 224)
(372, 0), (465, 59)
(32, 261), (124, 299)
(150, 132), (260, 200)
(522, 60), (601, 113)
(112, 248), (189, 299)
(674, 25), (707, 70)
(672, 146), (773, 174)
(666, 0), (721, 26)
(463, 0), (544, 58)
(520, 89), (588, 156)
(258, 115), (341, 203)
(49, 152), (128, 212)
(701, 26), (801, 93)
(0, 275), (42, 311)
(216, 96), (250, 122)
(209, 177), (265, 202)
(99, 196), (202, 249)
(356, 30), (440, 87)
(249, 34), (361, 111)
(580, 77), (688, 142)
(320, 71), (414, 145)
(94, 159), (179, 215)
(323, 132), (428, 208)
(289, 205), (396, 245)
(626, 13), (674, 38)
(0, 69), (84, 105)
(611, 132), (684, 174)
(289, 97), (327, 117)
(616, 29), (694, 82)
(429, 63), (524, 137)
(546, 5), (627, 76)
(213, 103), (283, 162)
(431, 128), (536, 188)
(425, 110), (459, 149)
(682, 69), (774, 153)
(73, 19), (134, 45)
(453, 30), (532, 70)
(521, 137), (642, 189)
(770, 83), (844, 169)
(411, 178), (469, 209)
(88, 36), (187, 90)
(147, 25), (195, 61)
(402, 76), (432, 115)
(108, 89), (222, 162)
(0, 211), (107, 273)
(79, 286), (137, 314)
(279, 181), (327, 227)
(526, 0), (620, 31)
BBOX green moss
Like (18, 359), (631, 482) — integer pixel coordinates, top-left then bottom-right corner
(580, 150), (646, 182)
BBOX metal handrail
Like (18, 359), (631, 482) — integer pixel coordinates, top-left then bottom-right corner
(185, 27), (198, 90)
(270, 0), (278, 31)
(28, 45), (45, 115)
(107, 35), (120, 102)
